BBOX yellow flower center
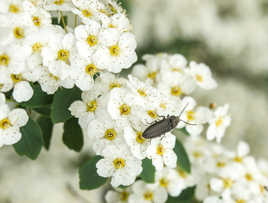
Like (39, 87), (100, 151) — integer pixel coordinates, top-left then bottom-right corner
(82, 9), (92, 18)
(216, 161), (226, 168)
(157, 144), (164, 156)
(170, 86), (182, 96)
(0, 54), (9, 66)
(233, 156), (243, 163)
(57, 49), (69, 62)
(32, 42), (43, 53)
(109, 45), (120, 56)
(13, 27), (24, 39)
(120, 104), (131, 116)
(32, 16), (41, 27)
(0, 84), (3, 90)
(87, 100), (97, 112)
(86, 35), (98, 47)
(119, 191), (129, 201)
(215, 117), (223, 127)
(109, 24), (116, 28)
(159, 178), (169, 188)
(171, 67), (182, 72)
(109, 82), (121, 89)
(136, 131), (145, 144)
(54, 0), (64, 5)
(193, 151), (203, 159)
(160, 103), (167, 109)
(85, 64), (98, 76)
(245, 173), (253, 181)
(178, 168), (187, 179)
(147, 110), (157, 119)
(143, 191), (154, 201)
(137, 89), (147, 97)
(49, 73), (59, 81)
(186, 110), (195, 121)
(0, 118), (12, 129)
(260, 184), (265, 193)
(104, 128), (117, 141)
(223, 178), (233, 189)
(236, 200), (245, 203)
(196, 74), (203, 82)
(9, 4), (20, 13)
(11, 74), (23, 83)
(147, 72), (157, 80)
(113, 158), (125, 169)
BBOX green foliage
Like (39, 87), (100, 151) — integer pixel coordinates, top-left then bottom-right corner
(14, 118), (43, 160)
(51, 87), (81, 123)
(34, 106), (51, 117)
(79, 156), (107, 190)
(140, 158), (155, 183)
(172, 128), (190, 137)
(174, 139), (191, 173)
(37, 116), (53, 150)
(167, 186), (196, 203)
(63, 118), (83, 152)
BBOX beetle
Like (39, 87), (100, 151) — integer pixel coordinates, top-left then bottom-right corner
(142, 104), (197, 139)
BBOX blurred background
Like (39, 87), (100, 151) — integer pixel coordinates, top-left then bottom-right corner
(1, 0), (268, 202)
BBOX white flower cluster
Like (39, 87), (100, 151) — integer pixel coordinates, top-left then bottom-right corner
(69, 53), (230, 191)
(104, 137), (268, 203)
(0, 93), (28, 147)
(0, 0), (136, 102)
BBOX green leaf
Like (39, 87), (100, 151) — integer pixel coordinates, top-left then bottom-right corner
(37, 116), (53, 150)
(172, 128), (190, 136)
(79, 156), (107, 190)
(14, 118), (43, 160)
(167, 186), (196, 203)
(34, 106), (51, 117)
(20, 83), (53, 108)
(139, 158), (155, 183)
(63, 118), (83, 152)
(174, 139), (191, 173)
(51, 87), (81, 123)
(52, 17), (59, 25)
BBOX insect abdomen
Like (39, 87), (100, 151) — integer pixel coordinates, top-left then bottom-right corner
(142, 118), (173, 139)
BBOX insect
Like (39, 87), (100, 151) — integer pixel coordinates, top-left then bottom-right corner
(142, 104), (197, 139)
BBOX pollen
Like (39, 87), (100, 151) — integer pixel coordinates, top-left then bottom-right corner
(11, 74), (23, 83)
(178, 168), (187, 179)
(143, 191), (153, 201)
(156, 144), (164, 156)
(32, 42), (43, 53)
(54, 0), (64, 5)
(193, 151), (203, 159)
(137, 89), (147, 97)
(86, 35), (98, 47)
(57, 49), (69, 62)
(32, 16), (41, 27)
(236, 200), (245, 203)
(136, 131), (145, 144)
(147, 71), (157, 80)
(196, 74), (203, 82)
(0, 118), (12, 130)
(9, 4), (20, 13)
(171, 67), (182, 72)
(109, 82), (121, 89)
(13, 27), (24, 39)
(0, 84), (3, 90)
(260, 184), (265, 193)
(82, 9), (92, 18)
(113, 158), (126, 169)
(209, 103), (216, 109)
(120, 104), (131, 116)
(159, 178), (169, 188)
(186, 110), (195, 121)
(215, 117), (223, 127)
(49, 73), (59, 81)
(87, 100), (97, 112)
(104, 128), (117, 141)
(147, 110), (157, 119)
(85, 64), (98, 76)
(119, 191), (129, 201)
(0, 54), (9, 66)
(233, 156), (243, 163)
(216, 161), (226, 168)
(245, 173), (253, 181)
(109, 45), (120, 56)
(160, 103), (167, 109)
(223, 178), (233, 189)
(170, 86), (182, 96)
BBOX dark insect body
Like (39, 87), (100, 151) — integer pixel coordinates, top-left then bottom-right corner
(142, 115), (180, 139)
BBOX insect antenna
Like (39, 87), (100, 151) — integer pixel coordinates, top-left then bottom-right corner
(177, 102), (204, 126)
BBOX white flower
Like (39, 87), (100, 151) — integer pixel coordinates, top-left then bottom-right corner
(44, 0), (74, 11)
(189, 61), (217, 90)
(129, 180), (168, 203)
(12, 81), (33, 102)
(146, 133), (177, 171)
(207, 104), (231, 142)
(0, 99), (28, 146)
(96, 144), (142, 187)
(93, 29), (137, 73)
(105, 188), (132, 203)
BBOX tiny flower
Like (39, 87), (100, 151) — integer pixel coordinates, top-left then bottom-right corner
(105, 188), (132, 203)
(12, 81), (33, 102)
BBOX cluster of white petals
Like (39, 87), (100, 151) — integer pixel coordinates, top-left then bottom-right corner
(0, 93), (28, 147)
(0, 0), (137, 102)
